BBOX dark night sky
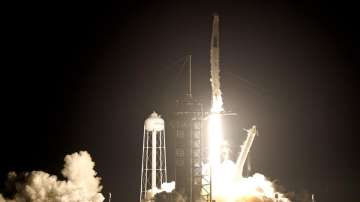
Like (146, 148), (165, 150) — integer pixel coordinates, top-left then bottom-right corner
(2, 0), (359, 201)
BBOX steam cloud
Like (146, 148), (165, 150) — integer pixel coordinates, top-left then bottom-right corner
(0, 151), (104, 202)
(204, 159), (291, 202)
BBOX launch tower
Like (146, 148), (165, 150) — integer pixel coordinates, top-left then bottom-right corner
(174, 56), (211, 202)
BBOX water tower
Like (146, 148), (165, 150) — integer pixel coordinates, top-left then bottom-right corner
(140, 112), (168, 202)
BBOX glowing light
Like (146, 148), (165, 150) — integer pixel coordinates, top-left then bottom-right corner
(211, 96), (224, 113)
(206, 108), (291, 202)
(207, 112), (224, 196)
(208, 113), (223, 167)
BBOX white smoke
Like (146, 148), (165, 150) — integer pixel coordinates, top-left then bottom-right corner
(0, 151), (104, 202)
(205, 124), (291, 202)
(202, 160), (291, 202)
(160, 181), (175, 193)
(144, 181), (176, 201)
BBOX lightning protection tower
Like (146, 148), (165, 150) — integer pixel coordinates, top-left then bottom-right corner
(140, 112), (168, 202)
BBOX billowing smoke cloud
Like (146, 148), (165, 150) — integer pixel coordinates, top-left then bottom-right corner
(144, 181), (176, 201)
(213, 172), (291, 202)
(154, 190), (185, 202)
(0, 151), (104, 202)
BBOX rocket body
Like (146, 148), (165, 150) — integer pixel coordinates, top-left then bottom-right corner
(210, 14), (224, 113)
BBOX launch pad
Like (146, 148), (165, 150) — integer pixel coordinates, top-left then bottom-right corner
(139, 14), (273, 202)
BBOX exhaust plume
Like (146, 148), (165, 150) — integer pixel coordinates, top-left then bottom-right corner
(0, 151), (104, 202)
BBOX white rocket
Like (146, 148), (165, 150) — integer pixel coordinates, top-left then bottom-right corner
(210, 13), (224, 113)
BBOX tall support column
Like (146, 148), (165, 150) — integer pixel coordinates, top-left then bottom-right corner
(152, 130), (157, 193)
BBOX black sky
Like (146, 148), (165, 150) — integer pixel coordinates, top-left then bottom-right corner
(2, 0), (360, 201)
